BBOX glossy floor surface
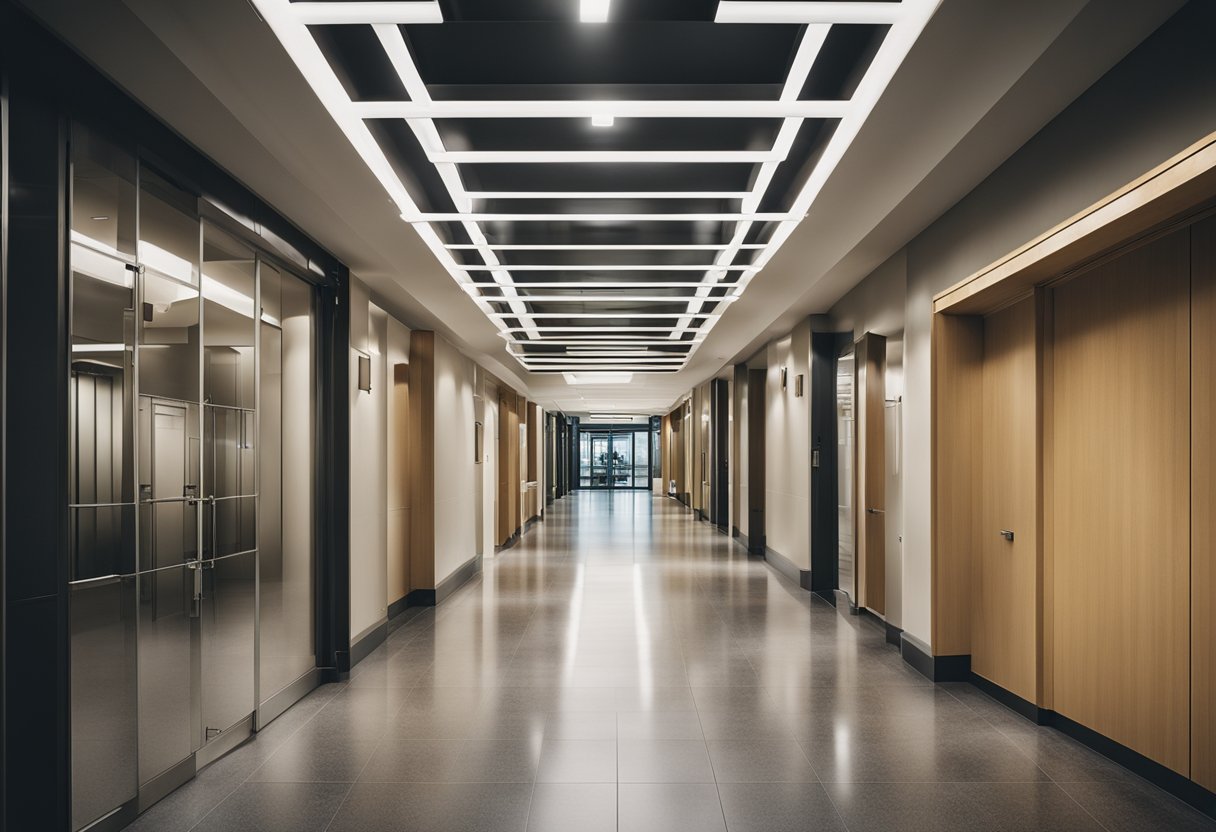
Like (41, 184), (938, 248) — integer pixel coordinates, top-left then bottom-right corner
(128, 491), (1216, 831)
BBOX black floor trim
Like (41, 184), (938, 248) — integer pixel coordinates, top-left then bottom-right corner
(435, 555), (481, 605)
(899, 634), (971, 682)
(968, 672), (1046, 724)
(349, 621), (387, 668)
(884, 621), (903, 647)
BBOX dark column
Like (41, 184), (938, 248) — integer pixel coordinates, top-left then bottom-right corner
(2, 71), (71, 830)
(317, 270), (351, 678)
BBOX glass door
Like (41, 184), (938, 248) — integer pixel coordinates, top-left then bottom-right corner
(611, 432), (634, 487)
(577, 428), (652, 490)
(837, 345), (856, 603)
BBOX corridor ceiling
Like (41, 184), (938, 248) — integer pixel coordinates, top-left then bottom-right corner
(251, 0), (938, 382)
(24, 0), (1182, 414)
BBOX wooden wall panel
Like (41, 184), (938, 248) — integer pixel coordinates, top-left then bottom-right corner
(1052, 230), (1190, 774)
(1194, 216), (1216, 790)
(973, 297), (1039, 701)
(856, 333), (886, 614)
(497, 388), (520, 545)
(408, 332), (435, 590)
(931, 313), (984, 656)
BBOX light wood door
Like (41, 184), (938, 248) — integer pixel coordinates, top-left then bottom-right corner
(1193, 216), (1216, 790)
(856, 333), (886, 614)
(973, 297), (1039, 702)
(1052, 229), (1190, 775)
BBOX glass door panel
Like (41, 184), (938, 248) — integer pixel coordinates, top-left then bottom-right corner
(258, 265), (317, 705)
(612, 433), (634, 488)
(837, 348), (856, 602)
(590, 434), (611, 487)
(199, 225), (257, 740)
(633, 431), (650, 487)
(137, 397), (200, 785)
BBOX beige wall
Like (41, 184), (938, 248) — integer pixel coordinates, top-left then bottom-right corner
(764, 318), (812, 570)
(348, 280), (387, 640)
(432, 333), (478, 585)
(385, 316), (410, 605)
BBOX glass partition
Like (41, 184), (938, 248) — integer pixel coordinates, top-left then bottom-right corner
(68, 140), (320, 828)
(576, 427), (652, 490)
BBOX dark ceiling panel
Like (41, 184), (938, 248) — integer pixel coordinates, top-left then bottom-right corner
(403, 23), (802, 86)
(459, 162), (758, 192)
(435, 117), (784, 153)
(309, 24), (408, 101)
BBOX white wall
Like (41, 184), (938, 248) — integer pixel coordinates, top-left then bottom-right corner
(348, 281), (387, 640)
(481, 379), (499, 558)
(764, 318), (812, 570)
(386, 316), (410, 605)
(432, 334), (478, 585)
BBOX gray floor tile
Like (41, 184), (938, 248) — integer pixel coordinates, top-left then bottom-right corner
(618, 783), (727, 832)
(191, 782), (350, 832)
(618, 740), (715, 783)
(526, 783), (617, 832)
(1059, 779), (1216, 832)
(718, 782), (847, 832)
(537, 739), (617, 783)
(707, 740), (817, 783)
(249, 733), (380, 783)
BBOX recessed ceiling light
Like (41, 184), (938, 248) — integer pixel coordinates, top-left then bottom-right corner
(580, 0), (610, 23)
(590, 114), (614, 128)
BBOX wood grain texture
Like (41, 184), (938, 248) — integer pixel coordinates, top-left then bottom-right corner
(408, 332), (435, 591)
(856, 333), (886, 615)
(973, 297), (1039, 702)
(1037, 289), (1055, 710)
(931, 313), (984, 656)
(1052, 230), (1190, 775)
(1193, 216), (1216, 790)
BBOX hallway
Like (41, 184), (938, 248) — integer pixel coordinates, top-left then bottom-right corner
(126, 493), (1214, 832)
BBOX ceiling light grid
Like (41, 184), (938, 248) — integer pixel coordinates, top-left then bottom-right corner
(253, 0), (939, 376)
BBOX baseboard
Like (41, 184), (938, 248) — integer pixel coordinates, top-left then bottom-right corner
(762, 546), (812, 591)
(960, 675), (1216, 819)
(435, 554), (481, 605)
(350, 620), (388, 668)
(884, 621), (903, 647)
(813, 588), (837, 607)
(967, 672), (1045, 724)
(1049, 712), (1216, 818)
(523, 515), (541, 533)
(404, 587), (436, 607)
(495, 530), (520, 552)
(899, 633), (970, 682)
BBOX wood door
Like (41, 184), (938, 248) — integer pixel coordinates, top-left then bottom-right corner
(973, 296), (1039, 702)
(856, 333), (886, 614)
(1193, 215), (1216, 790)
(1052, 229), (1190, 774)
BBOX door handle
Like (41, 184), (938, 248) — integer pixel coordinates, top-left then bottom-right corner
(999, 529), (1015, 542)
(866, 508), (885, 514)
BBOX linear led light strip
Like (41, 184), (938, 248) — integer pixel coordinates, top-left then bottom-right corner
(482, 295), (738, 304)
(406, 212), (794, 222)
(372, 23), (543, 340)
(249, 0), (529, 344)
(445, 244), (767, 251)
(672, 24), (826, 341)
(672, 0), (941, 353)
(458, 264), (755, 272)
(351, 100), (849, 119)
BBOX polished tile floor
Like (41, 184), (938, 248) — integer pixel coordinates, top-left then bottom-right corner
(130, 491), (1215, 831)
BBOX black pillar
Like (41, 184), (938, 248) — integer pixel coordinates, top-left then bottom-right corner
(2, 69), (71, 830)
